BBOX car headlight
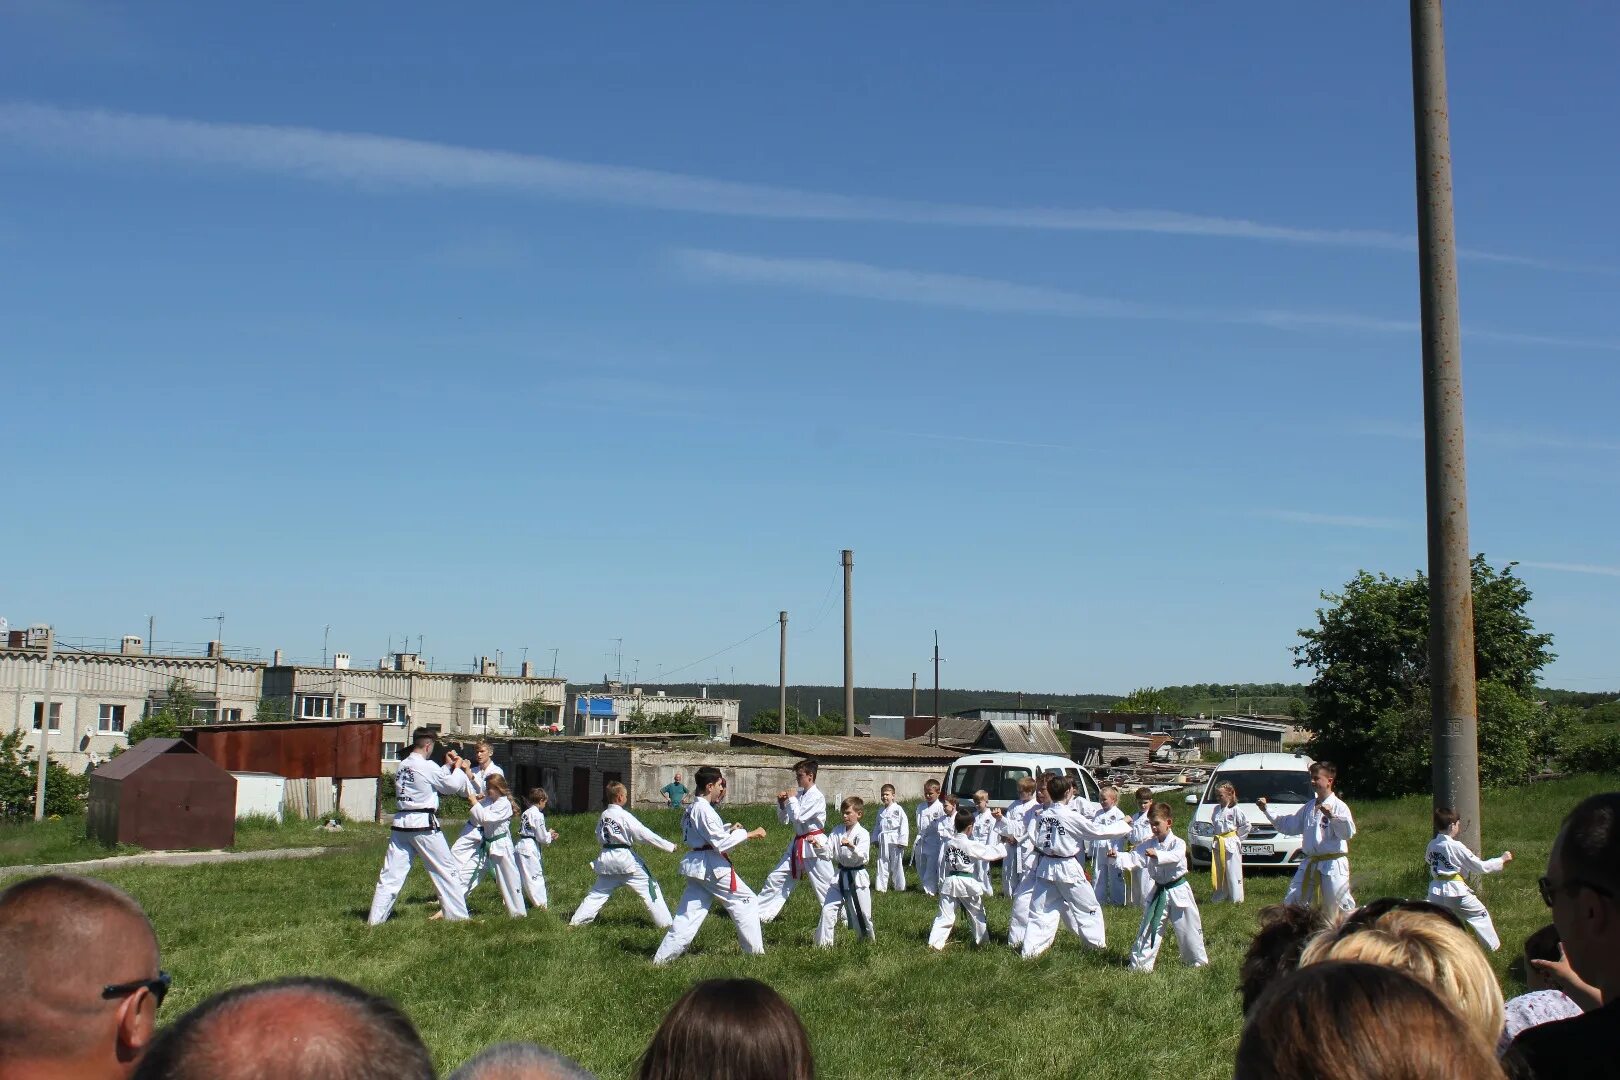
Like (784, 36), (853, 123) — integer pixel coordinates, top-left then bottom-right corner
(1190, 821), (1213, 837)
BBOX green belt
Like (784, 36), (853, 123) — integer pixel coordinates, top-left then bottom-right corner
(1136, 874), (1189, 951)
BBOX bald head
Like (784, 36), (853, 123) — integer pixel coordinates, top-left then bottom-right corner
(0, 874), (160, 1067)
(449, 1042), (597, 1080)
(133, 977), (433, 1080)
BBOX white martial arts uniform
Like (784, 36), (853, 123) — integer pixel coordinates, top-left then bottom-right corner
(873, 801), (910, 892)
(928, 832), (1006, 949)
(971, 807), (998, 892)
(998, 795), (1044, 948)
(1124, 806), (1154, 906)
(1089, 804), (1129, 905)
(1209, 803), (1253, 904)
(467, 794), (526, 917)
(757, 784), (835, 924)
(514, 805), (554, 909)
(368, 752), (471, 925)
(1425, 832), (1508, 951)
(570, 802), (676, 929)
(1266, 793), (1357, 912)
(819, 822), (875, 943)
(652, 796), (765, 965)
(1020, 799), (1131, 959)
(451, 759), (506, 895)
(1115, 832), (1208, 971)
(914, 798), (947, 897)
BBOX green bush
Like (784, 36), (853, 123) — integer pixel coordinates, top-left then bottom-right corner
(0, 731), (89, 818)
(1557, 725), (1620, 775)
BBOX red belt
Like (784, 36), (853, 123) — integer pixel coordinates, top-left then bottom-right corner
(696, 844), (738, 892)
(791, 829), (825, 879)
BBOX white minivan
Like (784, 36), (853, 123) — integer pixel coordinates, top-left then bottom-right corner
(944, 752), (1101, 810)
(1184, 752), (1315, 870)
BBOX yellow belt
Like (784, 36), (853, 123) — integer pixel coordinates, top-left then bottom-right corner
(1433, 871), (1463, 883)
(1302, 851), (1347, 907)
(1211, 831), (1239, 893)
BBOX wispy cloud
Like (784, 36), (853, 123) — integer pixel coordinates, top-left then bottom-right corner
(0, 101), (1595, 270)
(1520, 561), (1620, 579)
(1260, 510), (1406, 530)
(673, 249), (1620, 351)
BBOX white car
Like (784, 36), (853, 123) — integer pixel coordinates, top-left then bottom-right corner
(1184, 752), (1315, 869)
(944, 752), (1101, 810)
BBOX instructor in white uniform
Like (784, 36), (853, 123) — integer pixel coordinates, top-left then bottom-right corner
(368, 733), (471, 924)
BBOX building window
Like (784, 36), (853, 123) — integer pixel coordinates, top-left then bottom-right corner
(472, 707), (489, 728)
(300, 695), (335, 719)
(98, 704), (126, 733)
(32, 702), (62, 731)
(381, 704), (408, 726)
(221, 708), (242, 724)
(498, 707), (514, 728)
(348, 702), (367, 719)
(382, 741), (405, 760)
(707, 722), (720, 739)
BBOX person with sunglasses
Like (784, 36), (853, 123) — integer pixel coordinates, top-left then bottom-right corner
(1505, 791), (1620, 1080)
(0, 874), (167, 1080)
(652, 765), (769, 965)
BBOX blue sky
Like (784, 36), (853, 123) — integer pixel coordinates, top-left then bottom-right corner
(2, 4), (1616, 695)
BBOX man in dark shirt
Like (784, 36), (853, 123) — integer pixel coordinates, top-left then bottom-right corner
(659, 771), (689, 808)
(1506, 791), (1620, 1079)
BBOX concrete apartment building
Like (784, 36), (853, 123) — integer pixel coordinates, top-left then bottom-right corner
(571, 684), (741, 740)
(262, 652), (568, 761)
(0, 632), (264, 771)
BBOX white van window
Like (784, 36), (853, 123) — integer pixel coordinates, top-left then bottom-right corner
(1202, 770), (1314, 804)
(950, 765), (1032, 801)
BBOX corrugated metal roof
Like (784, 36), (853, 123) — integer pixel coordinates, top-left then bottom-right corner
(1070, 730), (1154, 745)
(986, 720), (1067, 756)
(904, 717), (986, 747)
(730, 732), (964, 762)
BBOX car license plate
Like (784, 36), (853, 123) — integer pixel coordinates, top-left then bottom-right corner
(1241, 843), (1272, 856)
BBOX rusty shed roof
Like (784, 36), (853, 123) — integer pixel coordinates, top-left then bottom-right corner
(730, 732), (963, 763)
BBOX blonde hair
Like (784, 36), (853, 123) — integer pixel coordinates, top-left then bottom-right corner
(485, 773), (510, 799)
(841, 796), (864, 815)
(604, 781), (628, 804)
(1300, 908), (1503, 1050)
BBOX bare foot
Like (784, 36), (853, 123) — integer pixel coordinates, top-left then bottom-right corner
(428, 909), (445, 921)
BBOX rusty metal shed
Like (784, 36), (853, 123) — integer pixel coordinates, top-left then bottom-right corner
(88, 739), (236, 850)
(182, 718), (382, 778)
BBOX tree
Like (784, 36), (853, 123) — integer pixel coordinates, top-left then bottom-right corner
(1112, 687), (1176, 715)
(750, 707), (845, 737)
(255, 696), (291, 723)
(512, 696), (559, 737)
(1293, 557), (1561, 796)
(620, 705), (708, 736)
(126, 679), (201, 745)
(0, 731), (88, 818)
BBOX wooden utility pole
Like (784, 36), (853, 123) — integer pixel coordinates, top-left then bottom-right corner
(778, 611), (788, 735)
(841, 549), (854, 737)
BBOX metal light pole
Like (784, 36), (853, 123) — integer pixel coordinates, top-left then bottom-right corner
(34, 627), (55, 821)
(778, 611), (788, 735)
(931, 632), (942, 747)
(1412, 0), (1481, 851)
(841, 549), (854, 737)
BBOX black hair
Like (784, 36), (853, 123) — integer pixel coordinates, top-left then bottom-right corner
(953, 808), (974, 833)
(693, 766), (725, 797)
(1046, 774), (1074, 801)
(793, 758), (818, 779)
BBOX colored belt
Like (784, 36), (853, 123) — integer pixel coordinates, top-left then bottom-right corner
(791, 829), (825, 879)
(695, 844), (738, 892)
(1136, 873), (1189, 950)
(1302, 851), (1347, 907)
(1211, 831), (1239, 893)
(837, 865), (873, 938)
(1433, 871), (1463, 882)
(602, 843), (660, 901)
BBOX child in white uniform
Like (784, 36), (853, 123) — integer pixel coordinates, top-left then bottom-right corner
(873, 784), (909, 892)
(1125, 786), (1155, 906)
(1258, 760), (1357, 912)
(995, 777), (1046, 949)
(970, 790), (998, 893)
(515, 787), (558, 910)
(756, 758), (836, 931)
(914, 780), (947, 897)
(1089, 785), (1129, 905)
(1111, 800), (1208, 971)
(928, 808), (1007, 950)
(652, 766), (769, 965)
(931, 794), (960, 894)
(448, 740), (506, 900)
(1425, 805), (1512, 951)
(819, 796), (875, 943)
(1209, 781), (1253, 904)
(569, 780), (677, 929)
(465, 774), (526, 918)
(1020, 775), (1131, 959)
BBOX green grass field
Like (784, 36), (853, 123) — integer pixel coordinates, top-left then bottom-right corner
(3, 774), (1611, 1079)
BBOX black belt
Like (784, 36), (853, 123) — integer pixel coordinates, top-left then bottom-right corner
(602, 843), (632, 850)
(1037, 852), (1078, 860)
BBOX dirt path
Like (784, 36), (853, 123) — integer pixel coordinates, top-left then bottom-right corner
(0, 845), (349, 878)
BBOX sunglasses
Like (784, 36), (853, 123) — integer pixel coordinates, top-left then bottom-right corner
(103, 971), (172, 1011)
(1340, 898), (1465, 933)
(1538, 875), (1614, 908)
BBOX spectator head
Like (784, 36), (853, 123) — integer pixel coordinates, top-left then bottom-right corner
(1301, 906), (1503, 1050)
(673, 771), (683, 782)
(1237, 903), (1334, 1015)
(637, 978), (813, 1080)
(1519, 924), (1563, 992)
(131, 976), (433, 1080)
(0, 874), (163, 1080)
(1542, 791), (1620, 993)
(1236, 961), (1506, 1080)
(448, 1042), (596, 1080)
